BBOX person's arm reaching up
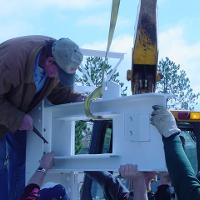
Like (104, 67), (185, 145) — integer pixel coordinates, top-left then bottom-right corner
(28, 152), (54, 186)
(151, 105), (200, 200)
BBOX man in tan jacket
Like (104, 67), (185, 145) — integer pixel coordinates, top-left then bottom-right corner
(0, 35), (84, 200)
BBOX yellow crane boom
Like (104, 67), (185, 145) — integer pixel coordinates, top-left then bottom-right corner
(127, 0), (158, 94)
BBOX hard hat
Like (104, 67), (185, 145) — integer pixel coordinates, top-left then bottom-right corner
(52, 38), (83, 73)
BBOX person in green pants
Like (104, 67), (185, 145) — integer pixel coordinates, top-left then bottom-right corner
(151, 105), (200, 200)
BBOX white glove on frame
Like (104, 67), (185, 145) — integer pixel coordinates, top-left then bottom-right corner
(151, 105), (181, 138)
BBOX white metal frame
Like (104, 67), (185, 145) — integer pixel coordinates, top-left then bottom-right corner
(26, 49), (167, 200)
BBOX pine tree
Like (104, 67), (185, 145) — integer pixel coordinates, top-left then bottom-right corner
(156, 57), (199, 110)
(75, 57), (127, 95)
(75, 121), (87, 154)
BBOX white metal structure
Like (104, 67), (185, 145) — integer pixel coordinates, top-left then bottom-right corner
(26, 49), (167, 199)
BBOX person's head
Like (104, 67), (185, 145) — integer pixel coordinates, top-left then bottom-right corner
(39, 184), (70, 200)
(40, 38), (83, 78)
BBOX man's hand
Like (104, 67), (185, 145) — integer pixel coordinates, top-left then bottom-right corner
(19, 114), (33, 131)
(150, 105), (180, 137)
(119, 164), (140, 179)
(39, 152), (54, 171)
(119, 164), (156, 200)
(119, 164), (156, 182)
(73, 93), (87, 102)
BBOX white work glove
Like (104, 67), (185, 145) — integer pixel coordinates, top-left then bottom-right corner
(150, 105), (180, 137)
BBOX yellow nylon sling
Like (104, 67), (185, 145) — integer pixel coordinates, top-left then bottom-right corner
(84, 0), (120, 120)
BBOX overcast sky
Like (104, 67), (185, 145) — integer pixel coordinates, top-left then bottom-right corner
(1, 0), (200, 105)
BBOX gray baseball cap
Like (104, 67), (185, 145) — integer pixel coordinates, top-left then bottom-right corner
(52, 38), (83, 73)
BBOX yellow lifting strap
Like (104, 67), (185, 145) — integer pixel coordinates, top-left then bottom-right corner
(105, 0), (121, 58)
(84, 86), (103, 120)
(84, 0), (120, 120)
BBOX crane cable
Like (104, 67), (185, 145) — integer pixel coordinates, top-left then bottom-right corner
(84, 0), (120, 120)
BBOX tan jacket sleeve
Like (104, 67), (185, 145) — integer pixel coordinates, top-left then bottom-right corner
(47, 82), (84, 105)
(0, 71), (25, 133)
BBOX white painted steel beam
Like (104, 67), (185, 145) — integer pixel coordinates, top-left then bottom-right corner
(41, 93), (167, 172)
(80, 48), (124, 59)
(26, 92), (168, 200)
